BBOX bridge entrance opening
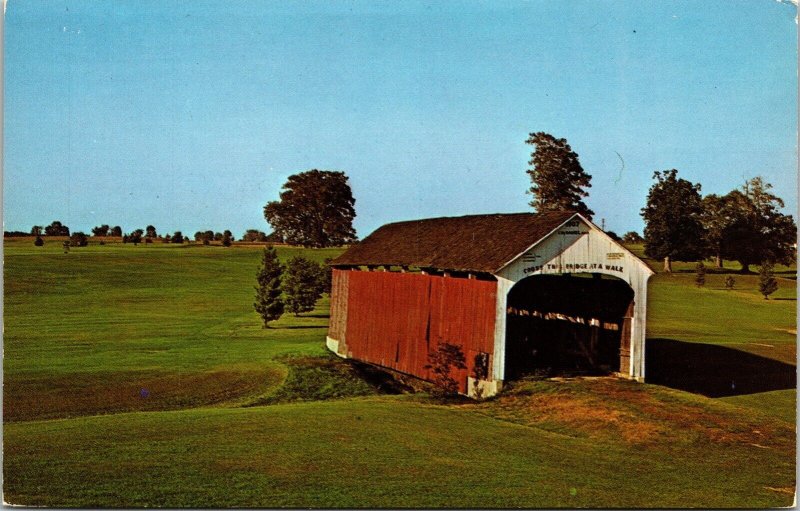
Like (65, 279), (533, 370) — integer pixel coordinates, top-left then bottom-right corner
(504, 274), (634, 380)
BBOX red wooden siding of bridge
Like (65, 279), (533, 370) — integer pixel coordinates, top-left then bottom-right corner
(330, 269), (497, 393)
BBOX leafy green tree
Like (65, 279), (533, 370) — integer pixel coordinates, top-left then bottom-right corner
(758, 261), (779, 300)
(69, 232), (88, 247)
(91, 224), (110, 237)
(701, 191), (753, 269)
(264, 169), (357, 248)
(45, 221), (70, 236)
(130, 229), (143, 245)
(110, 226), (122, 237)
(424, 342), (467, 397)
(254, 246), (284, 327)
(320, 258), (334, 294)
(242, 229), (267, 242)
(641, 169), (706, 272)
(170, 231), (184, 244)
(265, 231), (283, 243)
(720, 177), (796, 274)
(622, 231), (644, 244)
(30, 225), (43, 236)
(145, 225), (157, 239)
(525, 132), (593, 219)
(282, 256), (325, 316)
(694, 261), (706, 287)
(222, 230), (233, 247)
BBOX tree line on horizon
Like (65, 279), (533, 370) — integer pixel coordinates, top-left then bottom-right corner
(524, 132), (796, 274)
(8, 132), (796, 272)
(10, 220), (294, 249)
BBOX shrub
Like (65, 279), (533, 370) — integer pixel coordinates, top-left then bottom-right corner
(33, 235), (44, 247)
(69, 232), (88, 247)
(694, 261), (706, 287)
(758, 261), (778, 299)
(424, 342), (467, 397)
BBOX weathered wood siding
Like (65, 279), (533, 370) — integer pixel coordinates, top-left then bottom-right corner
(335, 270), (497, 393)
(328, 269), (350, 355)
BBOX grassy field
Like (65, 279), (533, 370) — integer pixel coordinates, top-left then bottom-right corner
(3, 238), (796, 507)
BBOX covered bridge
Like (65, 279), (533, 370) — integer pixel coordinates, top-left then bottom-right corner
(327, 211), (654, 397)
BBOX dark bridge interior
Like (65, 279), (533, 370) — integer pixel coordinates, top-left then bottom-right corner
(505, 274), (634, 380)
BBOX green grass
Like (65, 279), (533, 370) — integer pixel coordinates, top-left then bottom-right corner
(3, 239), (341, 421)
(4, 392), (795, 508)
(3, 238), (796, 507)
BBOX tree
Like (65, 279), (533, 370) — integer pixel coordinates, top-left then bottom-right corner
(720, 177), (796, 274)
(69, 232), (89, 247)
(264, 169), (357, 248)
(110, 226), (122, 237)
(622, 231), (644, 244)
(44, 221), (70, 236)
(34, 235), (44, 246)
(222, 230), (233, 247)
(30, 225), (43, 236)
(242, 229), (267, 242)
(524, 132), (593, 219)
(265, 231), (284, 243)
(424, 342), (467, 397)
(641, 170), (706, 272)
(701, 192), (751, 269)
(282, 256), (325, 316)
(171, 231), (184, 244)
(694, 261), (706, 287)
(91, 224), (110, 237)
(254, 246), (284, 327)
(758, 261), (778, 299)
(320, 258), (334, 294)
(130, 229), (143, 245)
(145, 225), (157, 239)
(605, 230), (620, 241)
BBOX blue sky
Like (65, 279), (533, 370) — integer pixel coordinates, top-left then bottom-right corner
(3, 0), (797, 238)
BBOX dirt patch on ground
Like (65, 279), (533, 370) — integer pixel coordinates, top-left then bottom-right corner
(4, 365), (283, 422)
(477, 377), (794, 449)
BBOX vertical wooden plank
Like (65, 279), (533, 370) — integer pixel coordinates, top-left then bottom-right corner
(619, 300), (635, 376)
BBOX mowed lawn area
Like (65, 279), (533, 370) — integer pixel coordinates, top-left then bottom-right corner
(3, 239), (796, 507)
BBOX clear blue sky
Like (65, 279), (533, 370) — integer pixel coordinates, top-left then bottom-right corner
(3, 0), (797, 238)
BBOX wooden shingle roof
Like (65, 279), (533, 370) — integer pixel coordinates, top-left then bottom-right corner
(331, 211), (577, 273)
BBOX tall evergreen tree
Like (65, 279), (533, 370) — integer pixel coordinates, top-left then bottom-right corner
(641, 169), (706, 272)
(282, 256), (325, 316)
(525, 132), (593, 219)
(254, 246), (284, 327)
